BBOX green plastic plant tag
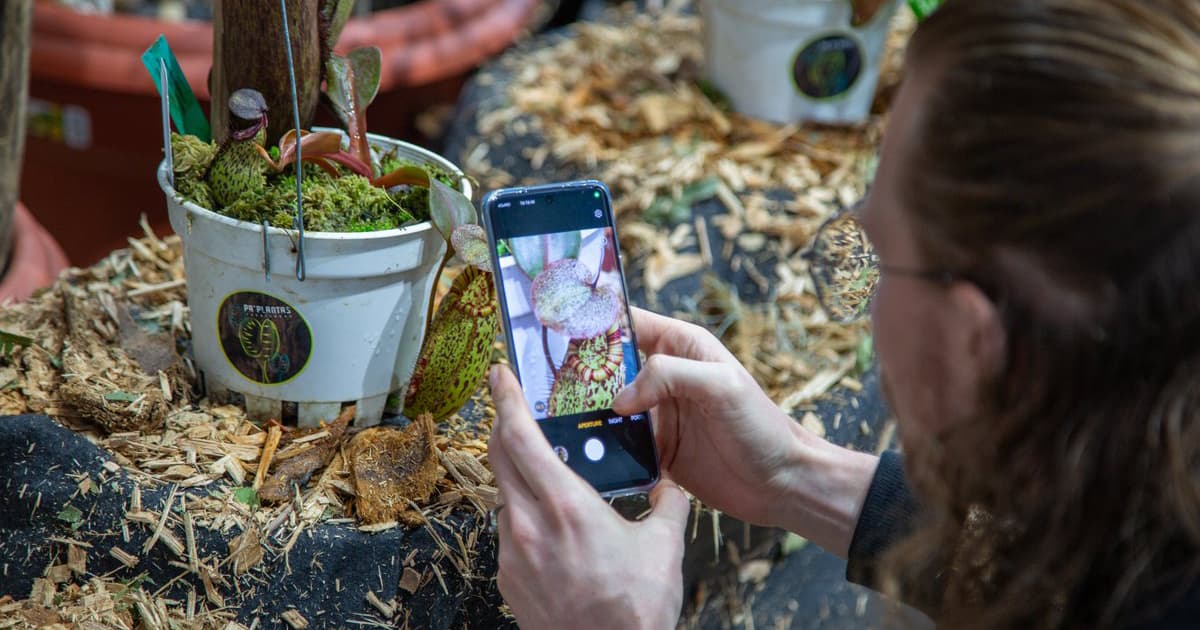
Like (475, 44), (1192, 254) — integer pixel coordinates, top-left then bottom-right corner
(908, 0), (943, 20)
(142, 35), (211, 142)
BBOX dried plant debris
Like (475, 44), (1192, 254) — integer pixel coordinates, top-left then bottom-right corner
(0, 221), (503, 625)
(258, 408), (353, 503)
(59, 284), (178, 433)
(463, 3), (911, 406)
(0, 575), (246, 629)
(349, 413), (441, 526)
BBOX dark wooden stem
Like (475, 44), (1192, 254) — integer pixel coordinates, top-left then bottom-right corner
(542, 325), (556, 375)
(0, 1), (31, 272)
(212, 0), (321, 146)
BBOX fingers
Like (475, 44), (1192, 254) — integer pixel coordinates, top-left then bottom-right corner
(613, 354), (736, 416)
(488, 418), (539, 511)
(630, 308), (734, 362)
(488, 364), (589, 499)
(645, 479), (691, 534)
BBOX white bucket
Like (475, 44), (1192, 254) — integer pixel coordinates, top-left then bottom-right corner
(159, 132), (470, 427)
(701, 0), (899, 125)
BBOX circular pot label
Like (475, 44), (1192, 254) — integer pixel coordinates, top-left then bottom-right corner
(792, 33), (864, 100)
(217, 291), (312, 385)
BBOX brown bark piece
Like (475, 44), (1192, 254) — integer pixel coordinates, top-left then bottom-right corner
(0, 1), (32, 268)
(228, 527), (265, 575)
(258, 408), (353, 503)
(348, 413), (440, 526)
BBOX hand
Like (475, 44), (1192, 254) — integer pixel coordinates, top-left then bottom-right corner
(611, 308), (799, 526)
(613, 309), (878, 556)
(488, 365), (691, 630)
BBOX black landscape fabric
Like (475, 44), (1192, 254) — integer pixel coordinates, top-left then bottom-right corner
(0, 414), (507, 629)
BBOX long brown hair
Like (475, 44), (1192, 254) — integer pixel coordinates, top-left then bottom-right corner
(885, 1), (1200, 627)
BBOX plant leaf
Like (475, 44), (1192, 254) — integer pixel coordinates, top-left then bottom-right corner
(57, 504), (84, 530)
(348, 47), (382, 112)
(323, 48), (382, 168)
(0, 329), (33, 358)
(531, 259), (620, 339)
(781, 532), (809, 555)
(451, 224), (491, 271)
(321, 0), (356, 52)
(276, 130), (373, 178)
(429, 179), (476, 244)
(372, 164), (430, 189)
(233, 486), (260, 509)
(104, 391), (140, 402)
(508, 233), (581, 280)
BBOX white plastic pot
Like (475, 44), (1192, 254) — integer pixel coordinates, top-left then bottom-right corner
(159, 132), (470, 427)
(701, 0), (899, 125)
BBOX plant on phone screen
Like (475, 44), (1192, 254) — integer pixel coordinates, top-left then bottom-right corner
(507, 230), (626, 414)
(508, 232), (580, 279)
(547, 322), (625, 415)
(530, 259), (620, 340)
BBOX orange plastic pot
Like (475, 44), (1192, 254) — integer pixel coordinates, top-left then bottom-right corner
(23, 0), (540, 267)
(0, 203), (69, 304)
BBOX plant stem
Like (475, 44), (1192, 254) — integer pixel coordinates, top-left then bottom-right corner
(591, 252), (603, 289)
(542, 325), (556, 375)
(423, 250), (455, 331)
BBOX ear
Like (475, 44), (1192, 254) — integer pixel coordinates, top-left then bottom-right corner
(945, 282), (1006, 384)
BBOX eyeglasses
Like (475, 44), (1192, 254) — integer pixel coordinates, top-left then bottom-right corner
(801, 205), (958, 323)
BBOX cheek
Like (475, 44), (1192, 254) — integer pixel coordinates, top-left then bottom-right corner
(870, 281), (953, 436)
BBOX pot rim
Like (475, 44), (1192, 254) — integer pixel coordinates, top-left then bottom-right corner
(158, 129), (472, 242)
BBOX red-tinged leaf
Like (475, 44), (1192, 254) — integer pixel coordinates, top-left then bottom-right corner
(277, 130), (344, 168)
(324, 48), (382, 169)
(372, 164), (431, 189)
(429, 179), (476, 244)
(305, 156), (341, 177)
(316, 151), (373, 178)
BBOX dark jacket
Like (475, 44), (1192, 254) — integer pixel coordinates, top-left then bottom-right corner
(844, 451), (1200, 629)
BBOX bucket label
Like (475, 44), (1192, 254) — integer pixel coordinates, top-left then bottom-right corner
(792, 34), (864, 100)
(217, 291), (312, 385)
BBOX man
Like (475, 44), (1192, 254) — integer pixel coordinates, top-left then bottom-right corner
(489, 1), (1200, 627)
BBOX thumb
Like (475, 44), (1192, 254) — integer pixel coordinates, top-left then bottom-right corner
(645, 479), (691, 534)
(612, 355), (725, 415)
(489, 363), (525, 414)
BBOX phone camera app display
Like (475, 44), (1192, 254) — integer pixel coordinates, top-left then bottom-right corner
(486, 182), (659, 495)
(496, 227), (637, 420)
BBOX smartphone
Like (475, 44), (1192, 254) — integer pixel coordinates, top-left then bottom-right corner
(482, 180), (660, 497)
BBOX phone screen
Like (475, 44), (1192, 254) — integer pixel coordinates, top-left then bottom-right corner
(485, 182), (659, 495)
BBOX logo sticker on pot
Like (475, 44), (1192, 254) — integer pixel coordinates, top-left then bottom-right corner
(217, 291), (312, 385)
(792, 34), (864, 100)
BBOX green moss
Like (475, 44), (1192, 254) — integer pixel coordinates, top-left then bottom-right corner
(170, 132), (216, 175)
(170, 133), (456, 233)
(389, 184), (431, 222)
(220, 164), (419, 232)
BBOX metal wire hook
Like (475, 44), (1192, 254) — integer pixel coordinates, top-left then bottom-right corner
(279, 0), (307, 281)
